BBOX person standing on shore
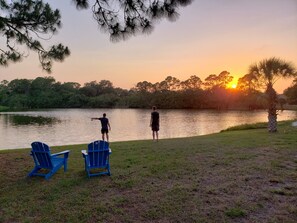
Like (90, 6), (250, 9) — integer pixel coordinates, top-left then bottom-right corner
(91, 113), (111, 142)
(150, 106), (160, 141)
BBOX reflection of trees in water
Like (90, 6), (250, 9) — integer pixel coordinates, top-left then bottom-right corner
(2, 115), (60, 126)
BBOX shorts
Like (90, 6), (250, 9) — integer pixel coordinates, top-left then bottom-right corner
(101, 128), (108, 134)
(152, 124), (159, 132)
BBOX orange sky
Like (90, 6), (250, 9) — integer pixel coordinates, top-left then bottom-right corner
(1, 0), (297, 93)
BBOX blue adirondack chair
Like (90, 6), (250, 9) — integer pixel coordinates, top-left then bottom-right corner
(81, 140), (111, 177)
(28, 142), (70, 180)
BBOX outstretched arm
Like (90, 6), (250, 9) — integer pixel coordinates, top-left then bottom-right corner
(91, 118), (99, 120)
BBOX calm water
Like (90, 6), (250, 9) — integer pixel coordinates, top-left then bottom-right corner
(0, 109), (296, 150)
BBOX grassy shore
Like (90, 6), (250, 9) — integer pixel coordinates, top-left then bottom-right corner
(0, 120), (297, 223)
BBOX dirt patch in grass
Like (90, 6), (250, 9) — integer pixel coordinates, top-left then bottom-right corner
(185, 146), (297, 222)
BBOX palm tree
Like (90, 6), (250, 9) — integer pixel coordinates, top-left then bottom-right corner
(249, 57), (297, 132)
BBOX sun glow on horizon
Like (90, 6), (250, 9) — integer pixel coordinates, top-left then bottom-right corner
(231, 83), (237, 89)
(227, 79), (238, 89)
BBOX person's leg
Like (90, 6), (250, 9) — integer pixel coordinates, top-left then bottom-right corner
(152, 131), (155, 140)
(101, 129), (104, 141)
(156, 131), (159, 141)
(106, 133), (109, 142)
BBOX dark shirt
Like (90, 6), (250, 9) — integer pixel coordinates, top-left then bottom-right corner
(99, 117), (109, 129)
(151, 111), (159, 125)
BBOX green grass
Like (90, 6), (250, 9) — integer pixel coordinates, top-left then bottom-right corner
(225, 207), (247, 218)
(0, 120), (297, 222)
(221, 122), (267, 132)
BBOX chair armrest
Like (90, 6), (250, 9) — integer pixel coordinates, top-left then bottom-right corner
(52, 150), (70, 158)
(81, 150), (88, 159)
(81, 149), (111, 156)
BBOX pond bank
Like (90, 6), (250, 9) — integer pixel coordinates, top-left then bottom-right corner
(1, 108), (297, 150)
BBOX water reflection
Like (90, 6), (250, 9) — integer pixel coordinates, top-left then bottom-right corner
(1, 114), (60, 126)
(0, 109), (296, 150)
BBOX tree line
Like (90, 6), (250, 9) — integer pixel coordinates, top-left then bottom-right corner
(1, 70), (296, 110)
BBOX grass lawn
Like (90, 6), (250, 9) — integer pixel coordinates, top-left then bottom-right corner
(0, 120), (297, 223)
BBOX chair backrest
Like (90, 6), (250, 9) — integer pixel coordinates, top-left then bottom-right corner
(87, 140), (109, 168)
(31, 142), (53, 169)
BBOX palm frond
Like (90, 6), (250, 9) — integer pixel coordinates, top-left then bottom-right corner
(249, 57), (297, 86)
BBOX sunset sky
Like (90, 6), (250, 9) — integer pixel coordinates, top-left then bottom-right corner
(1, 0), (297, 93)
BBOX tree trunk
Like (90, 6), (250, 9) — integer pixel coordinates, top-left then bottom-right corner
(268, 113), (277, 132)
(266, 83), (278, 132)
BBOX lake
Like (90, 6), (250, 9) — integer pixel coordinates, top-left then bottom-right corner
(0, 108), (296, 150)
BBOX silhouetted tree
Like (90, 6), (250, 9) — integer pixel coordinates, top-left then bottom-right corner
(278, 97), (287, 110)
(236, 73), (264, 109)
(0, 0), (70, 72)
(7, 79), (31, 95)
(0, 80), (9, 105)
(202, 71), (234, 109)
(1, 0), (192, 71)
(80, 81), (98, 97)
(249, 57), (297, 132)
(134, 81), (155, 93)
(80, 80), (114, 96)
(204, 71), (233, 90)
(180, 75), (203, 90)
(73, 0), (193, 41)
(31, 77), (55, 92)
(30, 77), (58, 108)
(164, 76), (181, 91)
(284, 79), (297, 104)
(237, 73), (262, 94)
